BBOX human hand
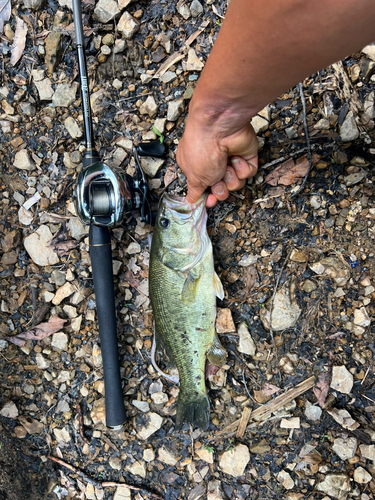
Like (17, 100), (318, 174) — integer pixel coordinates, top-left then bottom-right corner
(176, 109), (259, 208)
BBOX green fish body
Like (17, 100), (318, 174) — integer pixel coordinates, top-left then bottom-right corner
(149, 194), (226, 430)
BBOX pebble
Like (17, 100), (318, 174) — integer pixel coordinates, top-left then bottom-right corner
(94, 0), (120, 23)
(359, 444), (375, 461)
(309, 257), (350, 286)
(52, 83), (78, 108)
(285, 126), (298, 139)
(52, 282), (75, 305)
(327, 408), (359, 431)
(362, 44), (375, 61)
(190, 0), (203, 16)
(316, 473), (351, 498)
(14, 426), (27, 438)
(64, 116), (83, 139)
(289, 248), (308, 263)
(158, 447), (178, 466)
(67, 217), (88, 240)
(353, 307), (371, 327)
(207, 480), (225, 500)
(140, 157), (164, 178)
(132, 400), (150, 413)
(237, 322), (256, 356)
(344, 171), (367, 186)
(113, 486), (131, 500)
(143, 448), (155, 462)
(260, 284), (301, 331)
(196, 447), (214, 464)
(24, 225), (59, 266)
(92, 344), (102, 367)
(126, 460), (146, 478)
(109, 457), (122, 470)
(34, 78), (54, 101)
(139, 95), (158, 117)
(314, 118), (330, 130)
(136, 412), (163, 440)
(127, 241), (141, 255)
(277, 470), (294, 490)
(54, 427), (71, 445)
(151, 392), (168, 405)
(183, 48), (204, 71)
(216, 308), (236, 333)
(332, 436), (358, 460)
(0, 401), (18, 419)
(353, 467), (372, 484)
(36, 353), (51, 369)
(302, 279), (317, 293)
(167, 99), (184, 121)
(85, 483), (96, 500)
(238, 254), (259, 266)
(118, 12), (139, 39)
(51, 332), (68, 351)
(219, 444), (250, 477)
(330, 365), (353, 394)
(18, 415), (44, 434)
(339, 111), (359, 141)
(14, 149), (36, 171)
(91, 398), (106, 425)
(280, 417), (300, 429)
(177, 1), (190, 19)
(251, 115), (269, 134)
(305, 401), (322, 421)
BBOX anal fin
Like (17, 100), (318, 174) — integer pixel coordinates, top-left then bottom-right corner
(207, 331), (227, 366)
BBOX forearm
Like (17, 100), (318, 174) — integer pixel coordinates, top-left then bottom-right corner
(191, 0), (375, 129)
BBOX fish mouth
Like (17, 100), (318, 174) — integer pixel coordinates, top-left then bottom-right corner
(162, 193), (207, 213)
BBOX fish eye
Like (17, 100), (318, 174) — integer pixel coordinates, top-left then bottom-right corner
(160, 217), (170, 228)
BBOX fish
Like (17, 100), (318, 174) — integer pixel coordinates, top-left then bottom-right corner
(149, 193), (227, 430)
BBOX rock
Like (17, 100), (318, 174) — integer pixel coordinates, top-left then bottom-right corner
(14, 426), (27, 438)
(136, 412), (163, 440)
(45, 32), (62, 75)
(280, 417), (300, 429)
(94, 0), (120, 23)
(54, 427), (71, 444)
(207, 480), (225, 500)
(354, 467), (372, 484)
(219, 444), (250, 477)
(92, 344), (102, 368)
(182, 48), (204, 71)
(151, 392), (168, 405)
(68, 217), (89, 240)
(51, 332), (68, 351)
(309, 257), (350, 286)
(167, 98), (184, 121)
(238, 254), (259, 266)
(23, 0), (44, 10)
(289, 248), (308, 263)
(161, 71), (177, 83)
(302, 280), (317, 293)
(196, 447), (214, 464)
(118, 12), (138, 39)
(259, 281), (301, 331)
(1, 251), (17, 265)
(0, 340), (8, 351)
(237, 322), (256, 356)
(332, 436), (358, 460)
(36, 353), (50, 369)
(132, 400), (150, 413)
(126, 460), (146, 478)
(139, 95), (158, 117)
(14, 149), (36, 171)
(34, 78), (54, 100)
(158, 447), (177, 466)
(52, 83), (78, 107)
(216, 308), (236, 333)
(140, 157), (164, 178)
(127, 241), (141, 254)
(277, 470), (294, 490)
(24, 225), (59, 266)
(250, 440), (271, 455)
(339, 111), (359, 142)
(344, 171), (367, 186)
(64, 116), (82, 139)
(177, 1), (190, 19)
(362, 43), (375, 61)
(113, 486), (131, 500)
(91, 398), (106, 425)
(91, 89), (105, 115)
(359, 444), (375, 461)
(353, 307), (371, 327)
(305, 401), (322, 421)
(362, 92), (375, 124)
(0, 401), (18, 419)
(314, 118), (330, 130)
(316, 473), (351, 499)
(327, 408), (359, 431)
(52, 282), (75, 305)
(330, 365), (353, 394)
(251, 115), (269, 134)
(143, 448), (155, 462)
(285, 126), (298, 139)
(18, 416), (44, 434)
(190, 0), (203, 16)
(109, 457), (122, 470)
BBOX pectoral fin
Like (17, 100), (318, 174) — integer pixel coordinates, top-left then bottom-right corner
(181, 270), (200, 304)
(207, 332), (227, 366)
(213, 271), (224, 300)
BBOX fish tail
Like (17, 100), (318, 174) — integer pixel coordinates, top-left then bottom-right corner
(175, 393), (210, 431)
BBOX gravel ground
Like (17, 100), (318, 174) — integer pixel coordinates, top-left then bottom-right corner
(0, 1), (375, 499)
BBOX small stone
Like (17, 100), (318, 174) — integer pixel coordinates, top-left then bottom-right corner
(362, 43), (375, 61)
(158, 447), (177, 466)
(139, 95), (158, 117)
(353, 307), (371, 327)
(277, 470), (294, 490)
(151, 392), (168, 405)
(302, 280), (317, 293)
(260, 283), (301, 331)
(327, 408), (359, 431)
(314, 118), (330, 130)
(290, 248), (308, 263)
(280, 417), (300, 429)
(161, 71), (177, 83)
(237, 322), (256, 356)
(190, 0), (203, 16)
(91, 398), (106, 425)
(24, 225), (59, 266)
(14, 426), (27, 438)
(1, 251), (17, 265)
(136, 412), (163, 440)
(140, 157), (164, 178)
(344, 171), (367, 186)
(92, 344), (102, 368)
(132, 400), (150, 413)
(219, 444), (250, 477)
(332, 436), (358, 460)
(14, 149), (36, 171)
(94, 0), (120, 23)
(36, 353), (51, 369)
(113, 486), (131, 500)
(85, 484), (96, 500)
(143, 448), (155, 462)
(316, 473), (351, 499)
(196, 447), (214, 464)
(52, 83), (78, 108)
(340, 111), (359, 142)
(330, 365), (353, 394)
(127, 241), (141, 254)
(118, 11), (138, 39)
(109, 457), (122, 470)
(51, 332), (68, 351)
(182, 48), (204, 71)
(54, 427), (71, 444)
(18, 416), (44, 434)
(52, 282), (75, 305)
(238, 254), (259, 266)
(359, 444), (375, 461)
(354, 467), (372, 484)
(207, 480), (225, 500)
(285, 126), (298, 139)
(64, 116), (83, 139)
(34, 78), (54, 101)
(177, 1), (190, 19)
(305, 401), (322, 421)
(0, 401), (18, 419)
(279, 356), (295, 374)
(167, 99), (184, 121)
(126, 460), (146, 478)
(216, 308), (236, 333)
(251, 115), (269, 134)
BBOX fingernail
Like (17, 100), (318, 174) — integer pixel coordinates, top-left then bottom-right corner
(231, 158), (241, 170)
(224, 169), (233, 182)
(212, 184), (225, 195)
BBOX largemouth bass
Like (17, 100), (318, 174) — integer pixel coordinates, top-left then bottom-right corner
(149, 193), (227, 430)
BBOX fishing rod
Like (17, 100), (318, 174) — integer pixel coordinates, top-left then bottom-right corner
(72, 0), (167, 429)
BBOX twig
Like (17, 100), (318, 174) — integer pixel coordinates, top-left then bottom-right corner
(76, 403), (89, 444)
(291, 82), (313, 198)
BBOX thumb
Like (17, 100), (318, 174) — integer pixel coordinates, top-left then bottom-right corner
(186, 182), (205, 205)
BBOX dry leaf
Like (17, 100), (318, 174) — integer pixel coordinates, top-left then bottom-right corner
(262, 383), (281, 396)
(49, 239), (79, 256)
(6, 315), (67, 346)
(0, 0), (11, 34)
(313, 371), (330, 408)
(124, 270), (141, 289)
(164, 165), (177, 187)
(11, 17), (28, 66)
(265, 156), (310, 186)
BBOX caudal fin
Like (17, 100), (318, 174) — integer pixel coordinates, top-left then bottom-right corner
(175, 393), (210, 431)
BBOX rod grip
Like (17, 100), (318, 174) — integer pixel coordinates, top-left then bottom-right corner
(89, 225), (126, 428)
